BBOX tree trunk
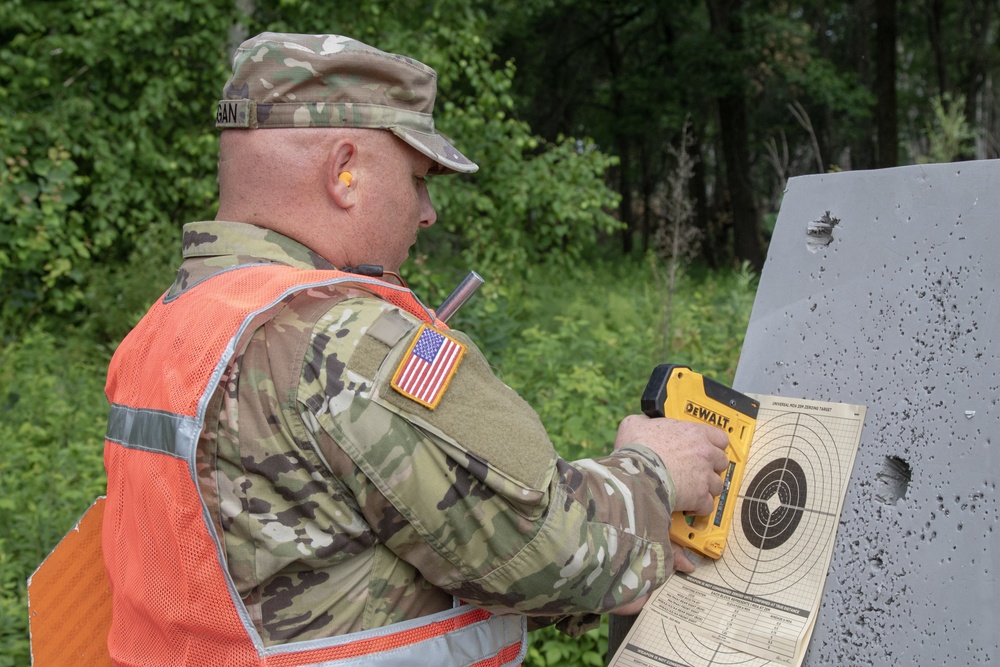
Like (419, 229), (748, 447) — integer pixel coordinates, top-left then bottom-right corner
(616, 141), (635, 254)
(717, 94), (764, 270)
(847, 0), (877, 170)
(691, 132), (716, 268)
(875, 0), (898, 167)
(958, 0), (993, 158)
(640, 141), (656, 254)
(925, 0), (948, 94)
(605, 20), (635, 254)
(810, 0), (833, 170)
(706, 0), (764, 270)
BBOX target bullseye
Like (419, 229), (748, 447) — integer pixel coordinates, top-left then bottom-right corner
(741, 457), (807, 550)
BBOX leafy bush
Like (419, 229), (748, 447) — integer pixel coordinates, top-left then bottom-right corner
(527, 623), (607, 667)
(915, 93), (976, 164)
(0, 0), (233, 332)
(487, 259), (757, 417)
(0, 0), (621, 336)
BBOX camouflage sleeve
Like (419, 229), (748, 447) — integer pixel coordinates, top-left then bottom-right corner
(299, 297), (676, 631)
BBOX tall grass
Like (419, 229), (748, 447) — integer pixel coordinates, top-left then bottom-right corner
(0, 330), (109, 666)
(0, 257), (756, 666)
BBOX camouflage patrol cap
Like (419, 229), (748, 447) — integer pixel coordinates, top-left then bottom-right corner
(217, 32), (478, 174)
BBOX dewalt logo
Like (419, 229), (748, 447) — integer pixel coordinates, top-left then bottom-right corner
(684, 400), (730, 430)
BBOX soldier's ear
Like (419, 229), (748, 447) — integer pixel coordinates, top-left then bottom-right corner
(326, 139), (357, 209)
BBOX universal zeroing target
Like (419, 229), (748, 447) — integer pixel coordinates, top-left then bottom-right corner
(712, 411), (847, 594)
(742, 457), (808, 550)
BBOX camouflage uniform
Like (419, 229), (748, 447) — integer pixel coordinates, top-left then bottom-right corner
(178, 221), (678, 646)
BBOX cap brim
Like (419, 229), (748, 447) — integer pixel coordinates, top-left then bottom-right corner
(392, 128), (479, 175)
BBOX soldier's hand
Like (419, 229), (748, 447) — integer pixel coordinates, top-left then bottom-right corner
(671, 540), (697, 573)
(614, 414), (729, 516)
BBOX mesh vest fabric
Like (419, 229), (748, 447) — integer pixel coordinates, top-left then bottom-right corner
(102, 264), (526, 666)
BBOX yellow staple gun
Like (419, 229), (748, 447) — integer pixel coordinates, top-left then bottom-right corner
(642, 364), (759, 559)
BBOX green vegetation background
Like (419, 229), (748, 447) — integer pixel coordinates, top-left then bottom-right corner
(7, 0), (993, 662)
(1, 1), (763, 664)
(0, 257), (757, 666)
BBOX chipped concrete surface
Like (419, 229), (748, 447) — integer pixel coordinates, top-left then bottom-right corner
(734, 160), (999, 665)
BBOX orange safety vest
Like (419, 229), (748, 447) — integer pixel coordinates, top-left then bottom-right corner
(102, 264), (527, 667)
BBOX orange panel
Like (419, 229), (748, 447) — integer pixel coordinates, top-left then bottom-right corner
(27, 497), (112, 666)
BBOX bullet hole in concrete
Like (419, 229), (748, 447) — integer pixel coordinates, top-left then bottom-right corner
(876, 455), (911, 505)
(808, 211), (841, 251)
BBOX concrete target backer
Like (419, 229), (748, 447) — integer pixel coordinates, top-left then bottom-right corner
(733, 160), (999, 665)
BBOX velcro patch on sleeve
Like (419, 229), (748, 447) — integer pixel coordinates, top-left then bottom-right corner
(391, 324), (467, 410)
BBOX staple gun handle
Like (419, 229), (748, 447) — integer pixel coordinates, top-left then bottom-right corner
(641, 363), (759, 420)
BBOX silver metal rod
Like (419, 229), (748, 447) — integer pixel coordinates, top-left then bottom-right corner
(436, 271), (485, 323)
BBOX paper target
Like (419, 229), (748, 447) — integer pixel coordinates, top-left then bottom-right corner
(610, 397), (865, 667)
(712, 409), (849, 596)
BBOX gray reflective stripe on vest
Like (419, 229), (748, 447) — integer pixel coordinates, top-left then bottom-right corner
(106, 270), (527, 666)
(106, 403), (201, 459)
(273, 606), (526, 667)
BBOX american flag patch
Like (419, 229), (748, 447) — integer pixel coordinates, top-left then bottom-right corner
(391, 325), (467, 409)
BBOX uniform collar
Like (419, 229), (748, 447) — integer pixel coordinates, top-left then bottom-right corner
(167, 221), (337, 299)
(180, 221), (336, 271)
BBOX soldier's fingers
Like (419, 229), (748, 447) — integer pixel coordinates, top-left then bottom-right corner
(712, 450), (730, 474)
(708, 473), (724, 498)
(612, 595), (649, 616)
(672, 544), (696, 573)
(707, 427), (729, 450)
(693, 492), (716, 516)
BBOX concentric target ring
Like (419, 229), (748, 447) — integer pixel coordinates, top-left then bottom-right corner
(741, 457), (807, 550)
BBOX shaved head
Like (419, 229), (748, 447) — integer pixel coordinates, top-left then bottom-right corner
(215, 127), (437, 271)
(218, 128), (338, 222)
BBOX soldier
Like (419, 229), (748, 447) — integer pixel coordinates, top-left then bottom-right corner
(102, 33), (729, 666)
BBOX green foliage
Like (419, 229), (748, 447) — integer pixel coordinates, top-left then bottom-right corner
(77, 220), (181, 347)
(420, 11), (624, 277)
(490, 260), (757, 452)
(0, 0), (234, 334)
(668, 261), (758, 382)
(746, 10), (874, 116)
(915, 93), (976, 164)
(0, 329), (109, 666)
(0, 142), (86, 318)
(1, 0), (621, 336)
(526, 623), (607, 667)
